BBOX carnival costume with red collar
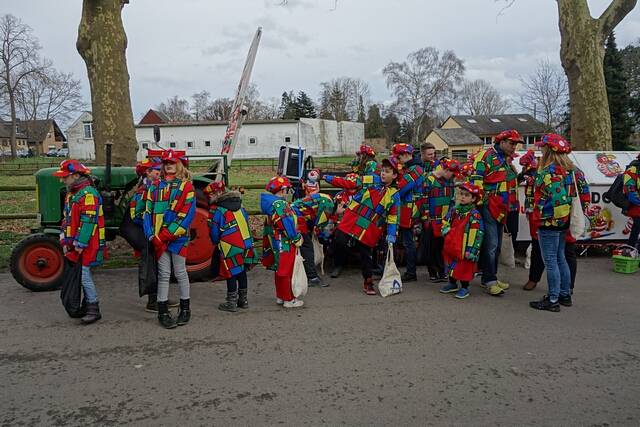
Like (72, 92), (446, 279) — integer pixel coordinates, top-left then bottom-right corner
(420, 173), (456, 237)
(291, 193), (335, 236)
(442, 195), (484, 282)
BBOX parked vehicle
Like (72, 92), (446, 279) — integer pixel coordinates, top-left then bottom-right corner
(56, 148), (69, 157)
(46, 148), (58, 157)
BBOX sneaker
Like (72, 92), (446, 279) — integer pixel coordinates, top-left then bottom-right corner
(434, 273), (448, 283)
(308, 277), (323, 287)
(363, 279), (376, 295)
(559, 295), (573, 307)
(283, 299), (304, 308)
(454, 288), (470, 299)
(439, 283), (458, 294)
(529, 295), (560, 312)
(402, 272), (417, 282)
(276, 298), (284, 305)
(497, 280), (510, 291)
(429, 274), (438, 282)
(523, 281), (537, 291)
(486, 284), (504, 296)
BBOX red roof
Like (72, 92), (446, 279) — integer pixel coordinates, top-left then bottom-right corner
(138, 109), (170, 125)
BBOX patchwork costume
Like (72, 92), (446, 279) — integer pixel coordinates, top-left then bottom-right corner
(292, 193), (335, 280)
(442, 202), (484, 282)
(623, 159), (640, 248)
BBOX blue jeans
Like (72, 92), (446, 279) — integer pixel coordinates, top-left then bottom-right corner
(538, 229), (571, 302)
(401, 228), (416, 275)
(480, 207), (502, 285)
(81, 266), (98, 303)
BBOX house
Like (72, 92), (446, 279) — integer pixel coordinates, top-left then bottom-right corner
(0, 119), (66, 155)
(135, 118), (364, 161)
(66, 111), (95, 160)
(138, 109), (170, 125)
(425, 114), (549, 160)
(0, 123), (28, 155)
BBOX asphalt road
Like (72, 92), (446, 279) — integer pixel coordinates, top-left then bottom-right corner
(1, 257), (639, 426)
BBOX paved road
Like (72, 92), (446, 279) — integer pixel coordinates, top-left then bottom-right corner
(1, 257), (639, 426)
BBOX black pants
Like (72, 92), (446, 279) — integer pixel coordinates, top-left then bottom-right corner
(529, 239), (577, 289)
(299, 231), (318, 279)
(506, 210), (519, 248)
(425, 226), (444, 276)
(226, 270), (248, 293)
(334, 230), (373, 279)
(629, 217), (640, 249)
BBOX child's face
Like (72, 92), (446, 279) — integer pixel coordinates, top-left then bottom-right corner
(163, 162), (177, 175)
(60, 174), (79, 186)
(398, 153), (412, 164)
(380, 166), (397, 185)
(443, 169), (455, 180)
(146, 168), (160, 180)
(458, 189), (474, 205)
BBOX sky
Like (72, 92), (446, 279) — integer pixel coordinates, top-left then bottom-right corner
(4, 0), (640, 125)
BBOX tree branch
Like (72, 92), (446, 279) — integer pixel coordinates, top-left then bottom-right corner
(599, 0), (638, 38)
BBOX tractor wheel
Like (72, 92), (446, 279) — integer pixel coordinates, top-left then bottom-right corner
(10, 233), (65, 292)
(186, 206), (215, 282)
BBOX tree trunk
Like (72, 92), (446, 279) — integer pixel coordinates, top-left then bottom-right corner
(557, 0), (637, 151)
(77, 0), (137, 166)
(8, 89), (17, 159)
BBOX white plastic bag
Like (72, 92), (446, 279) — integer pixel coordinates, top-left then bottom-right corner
(499, 231), (515, 267)
(569, 171), (587, 240)
(292, 248), (308, 298)
(378, 244), (403, 297)
(312, 234), (325, 276)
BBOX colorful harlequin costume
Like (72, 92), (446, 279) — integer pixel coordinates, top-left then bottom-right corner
(130, 159), (161, 225)
(623, 158), (640, 218)
(442, 183), (484, 282)
(419, 159), (458, 236)
(393, 144), (424, 229)
(291, 193), (335, 235)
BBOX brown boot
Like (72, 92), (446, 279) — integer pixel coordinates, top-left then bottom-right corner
(523, 280), (537, 291)
(81, 302), (101, 324)
(363, 278), (376, 295)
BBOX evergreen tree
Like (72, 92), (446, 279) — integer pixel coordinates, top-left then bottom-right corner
(357, 95), (366, 123)
(294, 91), (317, 118)
(604, 32), (633, 150)
(620, 42), (640, 131)
(383, 112), (401, 146)
(365, 105), (385, 138)
(279, 91), (296, 119)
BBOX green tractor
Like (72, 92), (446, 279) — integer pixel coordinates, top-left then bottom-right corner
(9, 145), (229, 292)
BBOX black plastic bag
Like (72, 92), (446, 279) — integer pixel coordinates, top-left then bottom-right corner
(209, 247), (221, 279)
(119, 209), (147, 253)
(138, 241), (158, 297)
(60, 258), (84, 318)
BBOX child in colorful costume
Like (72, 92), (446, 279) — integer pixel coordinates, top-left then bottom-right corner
(260, 176), (305, 308)
(623, 154), (640, 249)
(205, 181), (255, 312)
(439, 182), (484, 299)
(393, 143), (424, 282)
(334, 158), (400, 295)
(55, 159), (106, 324)
(351, 144), (380, 188)
(418, 158), (459, 283)
(143, 149), (195, 328)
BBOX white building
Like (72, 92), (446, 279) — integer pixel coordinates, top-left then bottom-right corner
(135, 118), (364, 161)
(66, 111), (95, 160)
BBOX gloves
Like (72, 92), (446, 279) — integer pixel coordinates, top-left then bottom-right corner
(151, 236), (167, 260)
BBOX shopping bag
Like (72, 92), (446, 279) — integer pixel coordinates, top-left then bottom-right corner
(569, 172), (587, 240)
(312, 234), (325, 276)
(499, 231), (515, 267)
(60, 258), (84, 318)
(118, 210), (147, 253)
(292, 248), (308, 298)
(138, 241), (158, 297)
(378, 244), (403, 297)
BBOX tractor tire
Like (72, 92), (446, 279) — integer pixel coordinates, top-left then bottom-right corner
(10, 233), (65, 292)
(185, 206), (215, 283)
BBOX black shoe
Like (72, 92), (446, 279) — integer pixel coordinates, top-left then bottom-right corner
(434, 273), (448, 283)
(158, 301), (177, 329)
(529, 295), (560, 312)
(429, 275), (438, 282)
(330, 266), (342, 278)
(145, 299), (158, 313)
(402, 272), (417, 282)
(176, 299), (191, 326)
(237, 289), (249, 309)
(219, 292), (238, 312)
(559, 295), (573, 307)
(81, 302), (101, 324)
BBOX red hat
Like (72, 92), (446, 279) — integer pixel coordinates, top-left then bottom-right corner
(535, 133), (571, 154)
(203, 181), (226, 196)
(460, 162), (474, 177)
(265, 175), (292, 193)
(382, 156), (400, 172)
(519, 149), (538, 168)
(136, 159), (161, 176)
(161, 149), (189, 167)
(392, 143), (414, 156)
(441, 158), (460, 172)
(357, 144), (376, 157)
(458, 181), (483, 203)
(495, 129), (524, 143)
(53, 159), (91, 178)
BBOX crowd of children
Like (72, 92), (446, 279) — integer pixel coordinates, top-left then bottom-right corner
(55, 129), (598, 326)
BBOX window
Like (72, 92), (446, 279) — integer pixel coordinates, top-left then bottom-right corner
(483, 137), (492, 144)
(187, 141), (194, 148)
(517, 117), (528, 122)
(466, 119), (477, 124)
(249, 137), (257, 145)
(284, 136), (291, 143)
(204, 140), (211, 147)
(490, 118), (501, 123)
(142, 143), (149, 149)
(83, 122), (93, 139)
(452, 150), (468, 161)
(169, 142), (176, 148)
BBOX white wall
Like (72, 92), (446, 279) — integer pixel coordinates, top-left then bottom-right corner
(66, 111), (95, 160)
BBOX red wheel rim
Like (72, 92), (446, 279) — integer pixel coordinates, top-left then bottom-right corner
(20, 243), (64, 284)
(186, 207), (214, 266)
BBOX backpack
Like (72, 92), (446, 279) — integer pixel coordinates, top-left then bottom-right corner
(604, 159), (640, 211)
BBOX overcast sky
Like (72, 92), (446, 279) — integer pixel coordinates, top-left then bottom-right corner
(5, 0), (640, 124)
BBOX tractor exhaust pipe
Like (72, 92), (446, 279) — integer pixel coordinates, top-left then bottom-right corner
(104, 142), (112, 192)
(102, 142), (115, 219)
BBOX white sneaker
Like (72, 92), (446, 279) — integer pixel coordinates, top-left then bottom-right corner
(276, 298), (284, 305)
(283, 299), (304, 308)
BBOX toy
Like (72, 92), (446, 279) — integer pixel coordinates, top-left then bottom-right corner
(303, 168), (321, 196)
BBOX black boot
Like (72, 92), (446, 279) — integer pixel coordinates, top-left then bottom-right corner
(237, 289), (249, 309)
(176, 298), (191, 326)
(219, 292), (238, 312)
(157, 301), (177, 329)
(145, 293), (158, 313)
(81, 302), (101, 324)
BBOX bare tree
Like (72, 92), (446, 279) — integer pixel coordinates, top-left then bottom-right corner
(517, 59), (568, 129)
(205, 97), (233, 120)
(383, 47), (465, 143)
(191, 90), (210, 121)
(318, 77), (370, 122)
(16, 68), (86, 126)
(458, 79), (510, 115)
(0, 14), (47, 158)
(156, 95), (191, 121)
